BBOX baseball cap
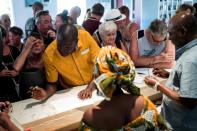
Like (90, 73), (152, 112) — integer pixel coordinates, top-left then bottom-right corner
(104, 9), (126, 22)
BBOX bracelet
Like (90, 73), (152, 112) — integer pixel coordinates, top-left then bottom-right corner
(153, 81), (160, 91)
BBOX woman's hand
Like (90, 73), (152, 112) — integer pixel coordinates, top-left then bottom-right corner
(31, 86), (48, 100)
(0, 69), (12, 77)
(25, 36), (39, 50)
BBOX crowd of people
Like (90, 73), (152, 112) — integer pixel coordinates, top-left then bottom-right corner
(0, 1), (197, 130)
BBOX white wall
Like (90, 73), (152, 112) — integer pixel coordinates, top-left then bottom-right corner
(0, 0), (14, 25)
(141, 0), (159, 29)
(135, 0), (159, 29)
(8, 0), (133, 32)
(57, 0), (86, 25)
(11, 0), (57, 34)
(11, 0), (32, 31)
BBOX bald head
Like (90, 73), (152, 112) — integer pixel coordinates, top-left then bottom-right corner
(168, 12), (197, 48)
(57, 24), (78, 56)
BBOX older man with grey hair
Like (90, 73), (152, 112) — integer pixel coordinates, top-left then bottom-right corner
(130, 19), (175, 69)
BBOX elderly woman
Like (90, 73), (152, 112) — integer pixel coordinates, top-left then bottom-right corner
(130, 19), (175, 69)
(78, 22), (127, 99)
(96, 21), (127, 52)
(79, 46), (167, 130)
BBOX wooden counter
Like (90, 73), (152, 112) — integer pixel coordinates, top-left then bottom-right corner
(10, 68), (166, 131)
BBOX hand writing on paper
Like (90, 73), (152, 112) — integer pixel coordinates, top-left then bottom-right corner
(144, 76), (159, 87)
(153, 68), (169, 79)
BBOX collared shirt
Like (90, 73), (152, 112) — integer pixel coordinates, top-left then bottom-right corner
(43, 29), (100, 87)
(161, 38), (197, 130)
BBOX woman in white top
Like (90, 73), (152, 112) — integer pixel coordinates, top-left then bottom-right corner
(130, 19), (175, 69)
(97, 21), (127, 53)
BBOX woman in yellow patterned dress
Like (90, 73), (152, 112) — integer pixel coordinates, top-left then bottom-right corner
(79, 46), (167, 131)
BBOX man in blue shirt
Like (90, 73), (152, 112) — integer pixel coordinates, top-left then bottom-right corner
(144, 12), (197, 130)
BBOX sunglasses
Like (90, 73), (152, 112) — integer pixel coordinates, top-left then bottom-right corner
(151, 33), (167, 43)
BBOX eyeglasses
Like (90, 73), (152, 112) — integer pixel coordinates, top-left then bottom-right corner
(151, 33), (167, 43)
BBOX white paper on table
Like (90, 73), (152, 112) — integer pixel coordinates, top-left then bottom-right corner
(9, 114), (24, 131)
(136, 68), (153, 75)
(51, 90), (104, 112)
(11, 85), (104, 125)
(11, 102), (57, 124)
(133, 74), (144, 84)
(164, 69), (172, 73)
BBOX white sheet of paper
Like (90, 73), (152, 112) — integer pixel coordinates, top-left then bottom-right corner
(11, 86), (104, 125)
(51, 90), (104, 112)
(136, 68), (150, 75)
(133, 74), (144, 84)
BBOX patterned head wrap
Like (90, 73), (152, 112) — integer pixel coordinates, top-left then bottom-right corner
(94, 46), (140, 100)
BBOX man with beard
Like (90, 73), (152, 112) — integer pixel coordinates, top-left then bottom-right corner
(144, 12), (197, 130)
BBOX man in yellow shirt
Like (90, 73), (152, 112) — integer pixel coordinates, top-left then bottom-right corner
(32, 24), (100, 100)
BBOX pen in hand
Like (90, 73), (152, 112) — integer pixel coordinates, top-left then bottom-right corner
(148, 68), (152, 77)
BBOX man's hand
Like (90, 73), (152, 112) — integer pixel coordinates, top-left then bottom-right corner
(78, 81), (95, 100)
(153, 68), (170, 79)
(78, 87), (94, 100)
(31, 86), (48, 100)
(47, 30), (56, 39)
(144, 76), (159, 87)
(156, 53), (174, 63)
